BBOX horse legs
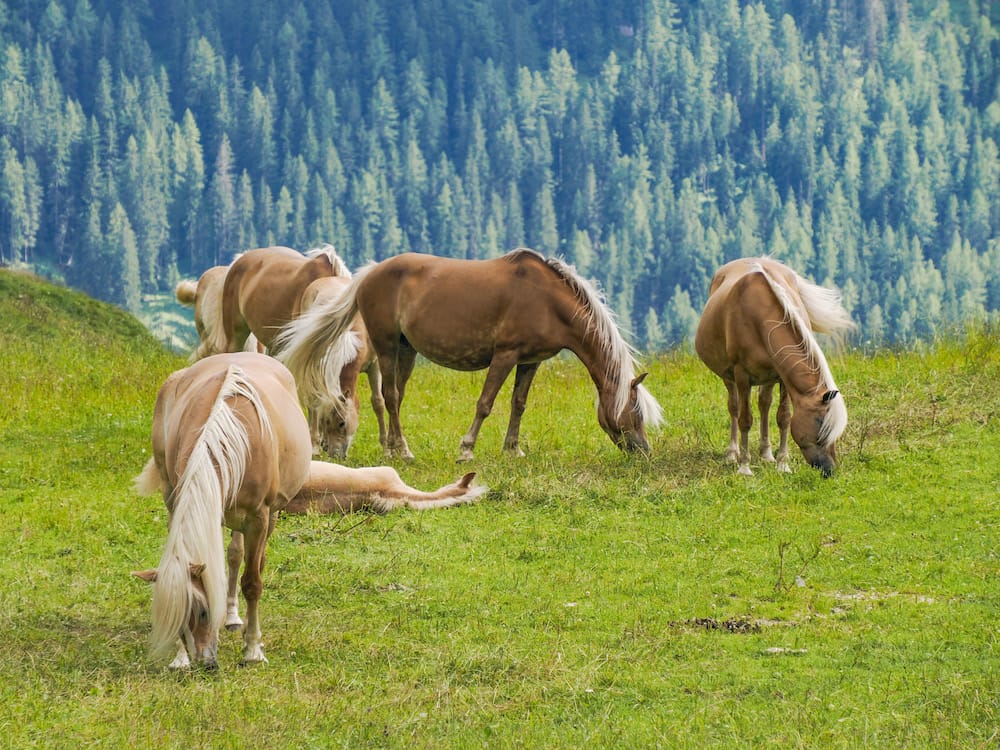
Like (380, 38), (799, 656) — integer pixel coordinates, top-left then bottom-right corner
(775, 382), (792, 473)
(731, 371), (754, 476)
(225, 531), (244, 631)
(238, 513), (271, 665)
(378, 345), (417, 460)
(502, 362), (539, 457)
(757, 383), (776, 464)
(457, 352), (519, 462)
(365, 360), (388, 451)
(724, 380), (740, 465)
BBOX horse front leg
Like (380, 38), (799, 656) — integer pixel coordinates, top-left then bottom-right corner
(757, 383), (776, 464)
(238, 514), (270, 665)
(724, 380), (740, 465)
(225, 531), (244, 631)
(502, 362), (539, 457)
(378, 345), (416, 460)
(775, 382), (792, 473)
(458, 353), (517, 462)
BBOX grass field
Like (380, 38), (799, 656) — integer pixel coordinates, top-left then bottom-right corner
(0, 268), (997, 748)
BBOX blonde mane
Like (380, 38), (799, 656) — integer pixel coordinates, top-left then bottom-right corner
(143, 365), (271, 660)
(506, 249), (662, 428)
(306, 244), (352, 278)
(751, 262), (848, 445)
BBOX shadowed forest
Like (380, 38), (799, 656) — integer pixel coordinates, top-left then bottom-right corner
(0, 0), (996, 347)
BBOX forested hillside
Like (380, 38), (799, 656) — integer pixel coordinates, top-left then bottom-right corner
(0, 0), (996, 347)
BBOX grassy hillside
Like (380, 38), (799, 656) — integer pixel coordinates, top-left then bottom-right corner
(0, 270), (997, 747)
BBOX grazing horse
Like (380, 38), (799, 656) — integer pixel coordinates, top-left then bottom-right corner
(297, 275), (386, 457)
(276, 248), (663, 461)
(694, 257), (855, 477)
(175, 263), (260, 360)
(132, 352), (485, 669)
(132, 353), (313, 669)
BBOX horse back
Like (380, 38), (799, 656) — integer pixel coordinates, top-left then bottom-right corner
(151, 353), (312, 517)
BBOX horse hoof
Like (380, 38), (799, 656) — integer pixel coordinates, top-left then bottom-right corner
(776, 462), (792, 473)
(225, 620), (243, 632)
(737, 465), (753, 477)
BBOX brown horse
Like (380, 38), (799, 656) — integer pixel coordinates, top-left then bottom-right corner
(298, 275), (386, 457)
(276, 248), (663, 461)
(132, 352), (485, 670)
(694, 257), (855, 477)
(175, 263), (260, 360)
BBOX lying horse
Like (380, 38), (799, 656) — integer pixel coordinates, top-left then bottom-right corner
(276, 248), (663, 461)
(175, 264), (259, 360)
(694, 257), (855, 476)
(132, 352), (484, 670)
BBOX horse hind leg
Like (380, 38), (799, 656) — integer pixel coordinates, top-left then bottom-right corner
(238, 515), (270, 665)
(378, 345), (416, 460)
(724, 381), (741, 466)
(366, 361), (388, 451)
(731, 373), (754, 476)
(757, 384), (776, 464)
(225, 531), (244, 631)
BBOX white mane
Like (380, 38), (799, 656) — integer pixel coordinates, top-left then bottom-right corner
(306, 243), (352, 278)
(751, 262), (849, 445)
(540, 252), (663, 428)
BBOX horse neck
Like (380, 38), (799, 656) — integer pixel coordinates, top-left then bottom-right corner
(763, 318), (830, 402)
(572, 333), (631, 416)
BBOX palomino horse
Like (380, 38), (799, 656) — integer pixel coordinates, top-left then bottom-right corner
(298, 275), (386, 457)
(214, 244), (383, 456)
(132, 353), (312, 669)
(694, 257), (855, 477)
(175, 264), (260, 360)
(276, 248), (663, 461)
(219, 244), (351, 353)
(133, 352), (485, 669)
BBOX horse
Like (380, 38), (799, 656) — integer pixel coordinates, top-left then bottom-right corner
(694, 257), (855, 477)
(284, 463), (486, 514)
(297, 275), (386, 458)
(175, 263), (260, 360)
(275, 248), (663, 461)
(213, 244), (382, 456)
(132, 352), (313, 669)
(219, 244), (351, 353)
(132, 352), (486, 670)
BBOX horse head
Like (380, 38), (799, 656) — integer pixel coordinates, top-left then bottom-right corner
(790, 389), (844, 477)
(132, 563), (220, 670)
(597, 373), (659, 454)
(313, 391), (361, 458)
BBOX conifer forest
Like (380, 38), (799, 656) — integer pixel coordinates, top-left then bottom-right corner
(0, 0), (997, 347)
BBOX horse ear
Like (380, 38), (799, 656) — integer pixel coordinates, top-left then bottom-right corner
(631, 373), (648, 389)
(132, 569), (158, 583)
(822, 390), (839, 404)
(188, 563), (207, 579)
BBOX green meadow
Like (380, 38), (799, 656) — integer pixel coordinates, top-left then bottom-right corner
(0, 268), (997, 748)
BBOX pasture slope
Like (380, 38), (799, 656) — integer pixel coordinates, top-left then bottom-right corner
(0, 268), (997, 748)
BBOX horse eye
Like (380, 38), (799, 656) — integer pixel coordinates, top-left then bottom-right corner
(199, 610), (209, 623)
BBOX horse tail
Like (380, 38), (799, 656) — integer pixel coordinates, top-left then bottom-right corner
(145, 365), (270, 661)
(275, 262), (374, 408)
(175, 280), (198, 306)
(541, 253), (663, 429)
(792, 274), (856, 342)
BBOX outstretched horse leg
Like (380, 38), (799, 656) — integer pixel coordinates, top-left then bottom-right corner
(757, 383), (776, 464)
(774, 382), (792, 473)
(457, 352), (518, 462)
(225, 531), (244, 631)
(502, 362), (539, 457)
(378, 344), (417, 460)
(238, 512), (273, 666)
